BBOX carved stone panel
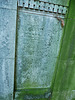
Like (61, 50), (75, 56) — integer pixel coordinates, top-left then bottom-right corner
(15, 10), (63, 89)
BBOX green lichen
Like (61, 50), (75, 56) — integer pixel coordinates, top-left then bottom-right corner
(15, 88), (51, 100)
(51, 0), (75, 100)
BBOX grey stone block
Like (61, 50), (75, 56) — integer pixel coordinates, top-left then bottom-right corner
(0, 58), (14, 100)
(0, 8), (16, 58)
(0, 7), (17, 100)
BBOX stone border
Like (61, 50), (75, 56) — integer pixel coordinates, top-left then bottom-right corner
(18, 0), (68, 15)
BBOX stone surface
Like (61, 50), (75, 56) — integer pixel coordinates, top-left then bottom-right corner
(0, 59), (14, 100)
(0, 0), (71, 100)
(18, 0), (68, 15)
(52, 90), (75, 100)
(0, 1), (17, 99)
(51, 0), (75, 100)
(0, 0), (17, 9)
(15, 88), (51, 100)
(15, 10), (64, 90)
(0, 8), (16, 59)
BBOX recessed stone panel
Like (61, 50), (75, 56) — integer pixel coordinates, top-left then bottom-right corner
(15, 11), (63, 89)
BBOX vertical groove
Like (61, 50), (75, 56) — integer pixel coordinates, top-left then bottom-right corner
(13, 1), (18, 99)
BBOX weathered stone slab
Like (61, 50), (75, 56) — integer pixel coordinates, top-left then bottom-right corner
(0, 2), (17, 100)
(0, 8), (16, 58)
(0, 59), (14, 100)
(15, 10), (64, 89)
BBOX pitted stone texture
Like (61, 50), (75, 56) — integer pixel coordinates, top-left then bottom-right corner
(0, 59), (14, 100)
(0, 0), (17, 9)
(0, 8), (16, 58)
(16, 11), (63, 89)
